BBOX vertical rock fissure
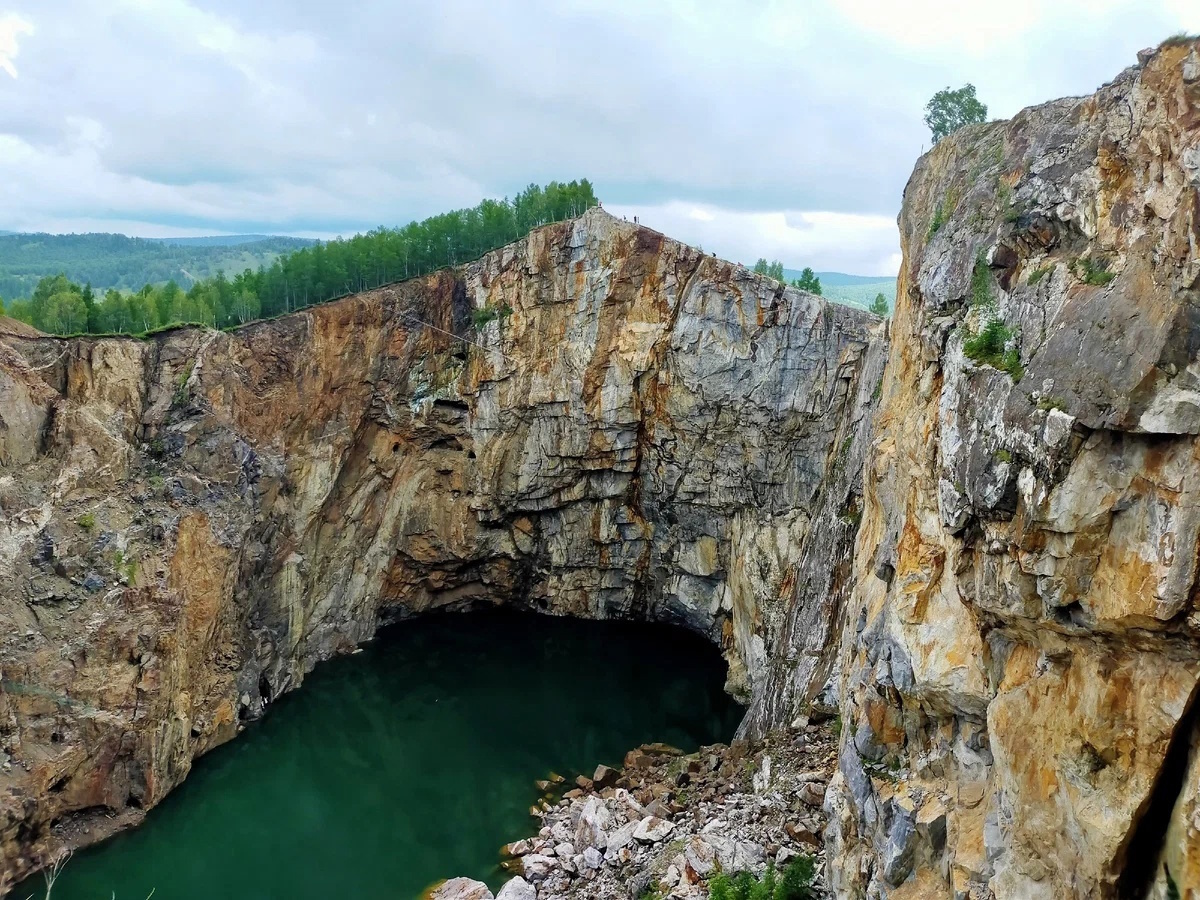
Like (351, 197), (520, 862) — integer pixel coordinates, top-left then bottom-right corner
(1116, 675), (1200, 900)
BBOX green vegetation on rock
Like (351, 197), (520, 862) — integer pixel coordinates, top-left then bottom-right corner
(962, 254), (1022, 379)
(708, 856), (816, 900)
(753, 259), (786, 282)
(1073, 255), (1116, 286)
(752, 260), (823, 296)
(1, 179), (598, 336)
(924, 84), (988, 144)
(1160, 32), (1200, 48)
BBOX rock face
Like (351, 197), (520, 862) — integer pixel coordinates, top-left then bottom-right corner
(827, 40), (1200, 899)
(7, 40), (1199, 900)
(0, 208), (883, 887)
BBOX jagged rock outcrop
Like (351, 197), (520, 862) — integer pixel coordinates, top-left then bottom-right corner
(9, 40), (1198, 900)
(827, 40), (1200, 899)
(0, 209), (884, 888)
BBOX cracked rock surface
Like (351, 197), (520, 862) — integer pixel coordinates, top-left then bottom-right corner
(827, 40), (1200, 900)
(0, 208), (883, 888)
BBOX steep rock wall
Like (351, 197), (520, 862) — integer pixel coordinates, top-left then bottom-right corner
(0, 209), (884, 887)
(828, 41), (1200, 899)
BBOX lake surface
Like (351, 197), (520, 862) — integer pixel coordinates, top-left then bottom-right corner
(21, 610), (742, 900)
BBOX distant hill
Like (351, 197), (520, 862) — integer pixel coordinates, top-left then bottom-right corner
(0, 232), (315, 299)
(780, 268), (896, 311)
(147, 234), (317, 248)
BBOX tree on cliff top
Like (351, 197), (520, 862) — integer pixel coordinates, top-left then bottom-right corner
(924, 84), (987, 144)
(869, 292), (888, 316)
(753, 258), (785, 281)
(790, 267), (822, 295)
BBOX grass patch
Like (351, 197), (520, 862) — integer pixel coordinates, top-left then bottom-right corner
(970, 253), (994, 309)
(927, 202), (947, 239)
(113, 552), (139, 586)
(963, 318), (1023, 380)
(76, 512), (96, 531)
(962, 254), (1022, 379)
(470, 303), (513, 328)
(1167, 864), (1182, 900)
(1160, 32), (1199, 48)
(996, 181), (1013, 211)
(709, 856), (817, 900)
(1037, 396), (1068, 412)
(1027, 264), (1053, 286)
(994, 449), (1012, 464)
(1073, 255), (1116, 286)
(172, 361), (195, 408)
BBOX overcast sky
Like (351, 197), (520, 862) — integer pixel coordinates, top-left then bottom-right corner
(1, 2), (1197, 275)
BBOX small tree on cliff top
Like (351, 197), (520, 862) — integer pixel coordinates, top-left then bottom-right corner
(790, 267), (822, 295)
(924, 84), (987, 144)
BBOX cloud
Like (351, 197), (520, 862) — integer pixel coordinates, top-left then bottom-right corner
(609, 202), (902, 276)
(0, 12), (32, 79)
(0, 1), (1196, 272)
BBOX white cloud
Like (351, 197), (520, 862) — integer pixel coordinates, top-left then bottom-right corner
(0, 12), (33, 79)
(0, 1), (1196, 274)
(608, 202), (901, 276)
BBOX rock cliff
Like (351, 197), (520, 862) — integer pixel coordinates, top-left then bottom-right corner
(0, 209), (884, 887)
(827, 40), (1200, 900)
(6, 38), (1200, 900)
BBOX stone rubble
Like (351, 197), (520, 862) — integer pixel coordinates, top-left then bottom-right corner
(476, 723), (837, 899)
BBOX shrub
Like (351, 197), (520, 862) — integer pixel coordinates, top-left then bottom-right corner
(471, 303), (513, 328)
(76, 512), (96, 531)
(970, 253), (994, 309)
(172, 361), (195, 408)
(1027, 265), (1053, 286)
(927, 202), (946, 239)
(1160, 32), (1199, 48)
(963, 318), (1023, 380)
(1074, 255), (1115, 286)
(708, 857), (815, 900)
(1037, 396), (1068, 412)
(777, 856), (817, 900)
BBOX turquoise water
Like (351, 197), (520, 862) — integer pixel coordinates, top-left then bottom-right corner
(21, 610), (742, 900)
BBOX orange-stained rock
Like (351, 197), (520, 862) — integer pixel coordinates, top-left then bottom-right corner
(827, 38), (1200, 900)
(0, 208), (884, 886)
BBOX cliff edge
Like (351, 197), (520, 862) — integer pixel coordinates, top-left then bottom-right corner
(0, 209), (884, 887)
(828, 39), (1200, 900)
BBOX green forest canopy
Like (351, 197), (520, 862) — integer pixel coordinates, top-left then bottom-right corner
(1, 179), (599, 336)
(0, 234), (313, 300)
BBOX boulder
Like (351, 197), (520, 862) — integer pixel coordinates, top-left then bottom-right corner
(520, 854), (556, 882)
(495, 877), (536, 900)
(574, 796), (612, 850)
(592, 764), (619, 788)
(429, 878), (493, 900)
(633, 816), (675, 843)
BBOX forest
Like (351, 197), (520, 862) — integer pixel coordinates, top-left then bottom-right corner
(0, 180), (598, 336)
(0, 234), (312, 300)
